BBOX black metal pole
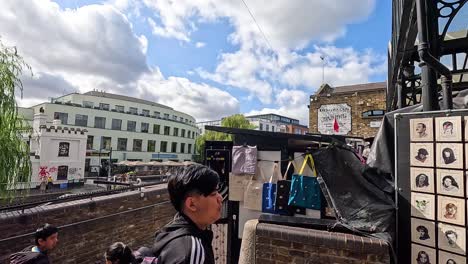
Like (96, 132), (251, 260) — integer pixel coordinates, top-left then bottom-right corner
(416, 0), (440, 111)
(441, 76), (453, 109)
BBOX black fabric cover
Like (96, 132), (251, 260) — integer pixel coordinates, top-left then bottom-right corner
(312, 145), (395, 241)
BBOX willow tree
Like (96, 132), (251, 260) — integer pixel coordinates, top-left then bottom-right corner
(195, 114), (256, 161)
(0, 40), (32, 197)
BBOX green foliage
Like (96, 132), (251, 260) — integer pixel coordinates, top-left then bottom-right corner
(0, 40), (32, 197)
(195, 114), (256, 161)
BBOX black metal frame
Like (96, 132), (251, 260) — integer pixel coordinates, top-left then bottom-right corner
(389, 0), (468, 111)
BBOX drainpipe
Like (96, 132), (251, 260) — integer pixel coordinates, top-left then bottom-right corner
(416, 0), (453, 110)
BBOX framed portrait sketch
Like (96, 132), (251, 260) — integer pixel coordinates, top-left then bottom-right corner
(438, 223), (466, 255)
(437, 143), (463, 169)
(439, 250), (466, 264)
(410, 118), (434, 142)
(411, 218), (436, 247)
(411, 143), (434, 167)
(437, 196), (465, 226)
(411, 167), (434, 193)
(437, 169), (464, 197)
(411, 244), (436, 264)
(411, 192), (435, 220)
(436, 116), (462, 142)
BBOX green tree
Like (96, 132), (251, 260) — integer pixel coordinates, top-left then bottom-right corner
(195, 114), (256, 161)
(0, 40), (32, 197)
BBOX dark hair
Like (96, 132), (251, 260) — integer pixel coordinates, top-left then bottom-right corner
(445, 230), (458, 240)
(417, 148), (429, 156)
(443, 121), (453, 128)
(35, 224), (58, 245)
(168, 164), (220, 212)
(416, 225), (430, 240)
(417, 123), (426, 129)
(442, 175), (459, 188)
(417, 251), (430, 264)
(415, 174), (429, 187)
(446, 259), (457, 264)
(105, 242), (135, 264)
(442, 148), (456, 164)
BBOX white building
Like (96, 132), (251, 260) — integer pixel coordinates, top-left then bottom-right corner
(19, 91), (198, 176)
(17, 112), (88, 188)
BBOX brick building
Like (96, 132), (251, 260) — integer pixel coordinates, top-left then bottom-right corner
(308, 82), (387, 138)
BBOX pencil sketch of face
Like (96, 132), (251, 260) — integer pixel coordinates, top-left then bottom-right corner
(442, 176), (459, 192)
(446, 259), (457, 264)
(416, 123), (428, 137)
(442, 148), (456, 164)
(444, 203), (458, 219)
(445, 230), (458, 247)
(417, 251), (430, 264)
(443, 121), (454, 135)
(416, 148), (429, 162)
(416, 225), (430, 240)
(415, 174), (430, 188)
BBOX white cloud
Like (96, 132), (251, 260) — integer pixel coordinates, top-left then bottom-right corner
(137, 70), (240, 121)
(195, 42), (206, 48)
(246, 89), (310, 125)
(0, 0), (149, 86)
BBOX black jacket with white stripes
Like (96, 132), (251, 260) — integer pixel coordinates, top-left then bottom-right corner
(152, 212), (215, 264)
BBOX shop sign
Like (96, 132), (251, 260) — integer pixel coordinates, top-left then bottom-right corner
(317, 103), (352, 135)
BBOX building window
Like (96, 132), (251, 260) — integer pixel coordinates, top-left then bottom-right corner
(171, 142), (177, 153)
(164, 126), (170, 135)
(187, 131), (191, 138)
(54, 112), (68, 125)
(173, 115), (177, 120)
(141, 122), (149, 133)
(180, 143), (185, 153)
(272, 125), (275, 132)
(153, 124), (160, 134)
(83, 101), (94, 108)
(185, 118), (188, 123)
(115, 105), (124, 112)
(133, 139), (142, 152)
(188, 144), (192, 154)
(164, 113), (170, 119)
(99, 103), (110, 110)
(259, 123), (263, 130)
(142, 109), (150, 116)
(173, 127), (179, 137)
(57, 165), (68, 180)
(58, 142), (70, 157)
(179, 117), (184, 122)
(75, 114), (88, 127)
(87, 136), (94, 150)
(129, 107), (138, 114)
(160, 141), (168, 152)
(362, 109), (385, 118)
(112, 119), (122, 130)
(117, 138), (127, 151)
(181, 129), (186, 137)
(94, 117), (106, 129)
(154, 111), (160, 118)
(127, 121), (136, 132)
(147, 140), (156, 152)
(101, 137), (112, 150)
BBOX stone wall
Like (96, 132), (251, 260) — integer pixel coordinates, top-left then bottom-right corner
(0, 185), (175, 263)
(255, 223), (390, 264)
(309, 89), (386, 138)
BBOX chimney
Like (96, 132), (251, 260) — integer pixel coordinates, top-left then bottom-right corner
(33, 112), (47, 132)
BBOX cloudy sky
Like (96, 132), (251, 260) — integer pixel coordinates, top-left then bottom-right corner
(1, 0), (390, 124)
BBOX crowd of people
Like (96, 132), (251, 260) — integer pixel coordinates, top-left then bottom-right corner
(10, 164), (222, 264)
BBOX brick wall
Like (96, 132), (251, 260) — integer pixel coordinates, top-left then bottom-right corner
(309, 89), (386, 138)
(255, 223), (390, 264)
(0, 185), (176, 263)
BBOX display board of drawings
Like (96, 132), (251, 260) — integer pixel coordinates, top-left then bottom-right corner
(409, 115), (467, 264)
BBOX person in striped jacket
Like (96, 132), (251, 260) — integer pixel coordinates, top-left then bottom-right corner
(152, 164), (222, 264)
